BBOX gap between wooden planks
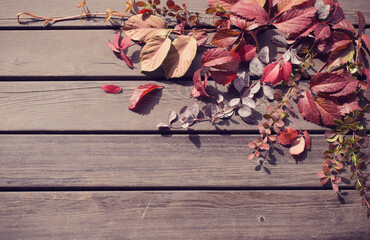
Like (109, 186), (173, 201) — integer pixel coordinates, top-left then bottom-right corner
(0, 190), (368, 240)
(0, 0), (369, 28)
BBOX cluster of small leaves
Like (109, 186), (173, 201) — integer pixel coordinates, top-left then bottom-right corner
(134, 0), (202, 27)
(317, 107), (369, 216)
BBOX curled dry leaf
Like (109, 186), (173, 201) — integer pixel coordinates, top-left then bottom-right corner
(122, 14), (169, 42)
(290, 136), (305, 155)
(140, 35), (172, 72)
(168, 110), (178, 124)
(128, 83), (164, 110)
(163, 35), (197, 79)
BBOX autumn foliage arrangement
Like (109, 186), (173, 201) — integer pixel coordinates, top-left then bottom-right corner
(18, 0), (369, 215)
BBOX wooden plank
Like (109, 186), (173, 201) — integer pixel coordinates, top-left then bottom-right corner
(0, 0), (368, 28)
(0, 80), (338, 131)
(1, 29), (368, 78)
(0, 191), (368, 239)
(0, 29), (208, 78)
(0, 134), (362, 188)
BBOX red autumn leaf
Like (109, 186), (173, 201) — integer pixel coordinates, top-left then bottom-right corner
(357, 11), (365, 37)
(191, 68), (211, 98)
(201, 48), (236, 67)
(281, 61), (292, 81)
(361, 35), (370, 55)
(298, 90), (321, 125)
(128, 83), (164, 109)
(303, 130), (311, 150)
(101, 85), (122, 94)
(273, 7), (317, 35)
(327, 4), (343, 24)
(314, 23), (331, 41)
(330, 80), (358, 97)
(211, 29), (240, 48)
(309, 72), (348, 94)
(261, 62), (284, 85)
(277, 127), (298, 146)
(238, 44), (256, 62)
(337, 96), (362, 116)
(120, 36), (131, 49)
(209, 70), (237, 85)
(113, 32), (121, 49)
(229, 3), (268, 26)
(108, 40), (120, 52)
(120, 52), (134, 69)
(290, 136), (305, 155)
(315, 97), (341, 126)
(138, 9), (153, 14)
(332, 19), (355, 35)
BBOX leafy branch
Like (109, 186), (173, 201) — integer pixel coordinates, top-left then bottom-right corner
(17, 0), (369, 215)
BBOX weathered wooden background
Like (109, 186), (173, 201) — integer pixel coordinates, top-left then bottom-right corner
(0, 0), (369, 239)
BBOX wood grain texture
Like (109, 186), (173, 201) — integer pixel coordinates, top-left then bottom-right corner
(0, 134), (364, 188)
(0, 80), (352, 131)
(0, 0), (368, 27)
(0, 191), (368, 240)
(1, 29), (368, 78)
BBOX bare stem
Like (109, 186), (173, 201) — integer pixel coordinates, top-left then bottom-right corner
(17, 12), (130, 25)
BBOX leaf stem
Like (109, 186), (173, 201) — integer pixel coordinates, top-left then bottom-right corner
(17, 11), (130, 25)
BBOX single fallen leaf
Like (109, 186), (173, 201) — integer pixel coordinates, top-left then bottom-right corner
(277, 127), (298, 145)
(101, 85), (122, 93)
(122, 14), (169, 42)
(290, 136), (305, 155)
(261, 62), (284, 85)
(128, 83), (164, 109)
(140, 35), (172, 72)
(162, 35), (197, 79)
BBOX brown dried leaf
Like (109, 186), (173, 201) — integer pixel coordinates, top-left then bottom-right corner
(122, 14), (169, 42)
(162, 35), (197, 79)
(140, 36), (172, 72)
(289, 136), (305, 155)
